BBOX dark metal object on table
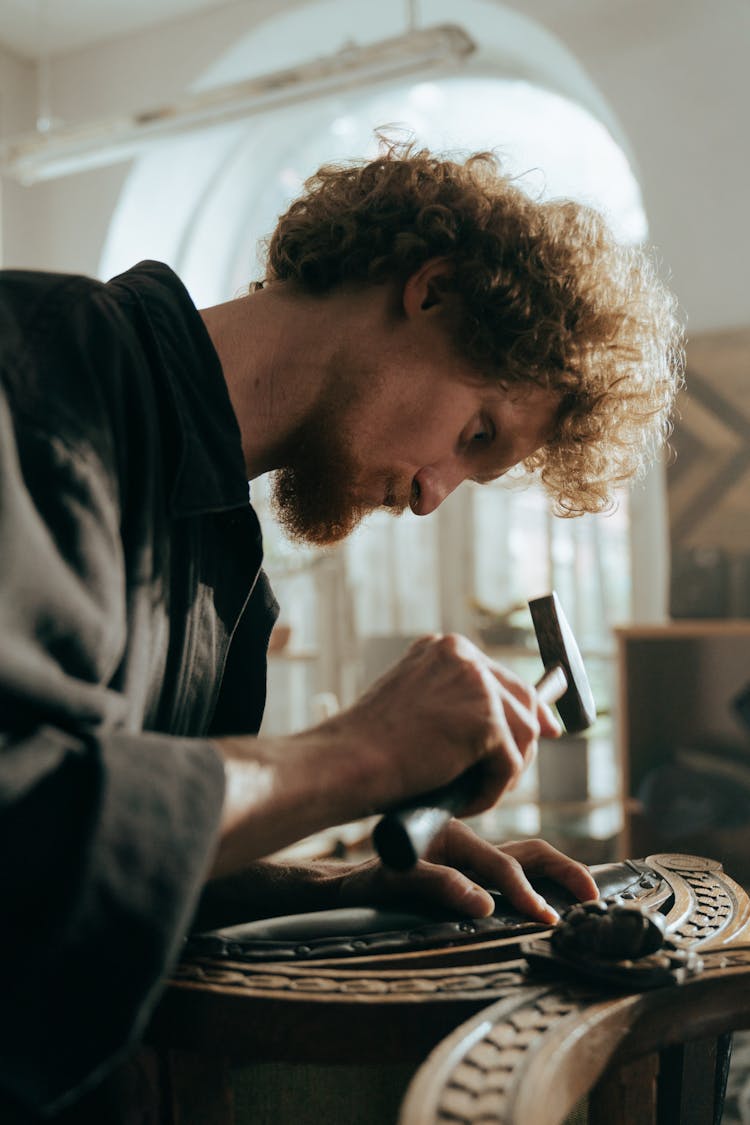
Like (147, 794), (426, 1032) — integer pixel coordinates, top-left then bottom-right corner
(524, 898), (704, 990)
(373, 591), (597, 870)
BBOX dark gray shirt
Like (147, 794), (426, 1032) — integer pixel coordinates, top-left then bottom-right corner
(0, 261), (277, 1115)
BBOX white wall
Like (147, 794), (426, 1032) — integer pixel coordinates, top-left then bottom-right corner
(503, 0), (749, 335)
(1, 0), (748, 331)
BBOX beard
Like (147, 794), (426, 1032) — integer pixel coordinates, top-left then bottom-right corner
(271, 456), (370, 547)
(269, 365), (407, 547)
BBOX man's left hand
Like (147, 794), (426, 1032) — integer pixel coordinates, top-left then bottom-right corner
(337, 820), (599, 924)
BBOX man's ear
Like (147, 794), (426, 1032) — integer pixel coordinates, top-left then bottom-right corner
(402, 258), (455, 319)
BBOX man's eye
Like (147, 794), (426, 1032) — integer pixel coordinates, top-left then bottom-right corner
(472, 425), (493, 443)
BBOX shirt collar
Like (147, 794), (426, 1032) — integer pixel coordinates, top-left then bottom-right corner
(109, 260), (250, 518)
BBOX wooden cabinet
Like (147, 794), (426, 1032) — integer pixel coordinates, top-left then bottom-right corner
(616, 621), (750, 880)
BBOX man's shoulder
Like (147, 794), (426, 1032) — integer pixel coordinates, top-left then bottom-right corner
(105, 260), (195, 318)
(0, 267), (103, 335)
(0, 266), (136, 371)
(0, 260), (185, 329)
(0, 264), (174, 447)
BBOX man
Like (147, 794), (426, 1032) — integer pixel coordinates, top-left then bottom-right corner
(0, 145), (682, 1119)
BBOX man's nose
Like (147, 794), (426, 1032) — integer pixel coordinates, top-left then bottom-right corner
(412, 464), (466, 516)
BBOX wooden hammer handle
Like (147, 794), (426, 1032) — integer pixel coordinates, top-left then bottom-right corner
(372, 663), (569, 871)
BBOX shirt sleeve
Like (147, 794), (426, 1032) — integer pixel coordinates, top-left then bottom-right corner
(0, 356), (226, 1114)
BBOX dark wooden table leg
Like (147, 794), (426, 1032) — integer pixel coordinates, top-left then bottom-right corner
(715, 1033), (734, 1125)
(589, 1053), (659, 1125)
(657, 1038), (726, 1125)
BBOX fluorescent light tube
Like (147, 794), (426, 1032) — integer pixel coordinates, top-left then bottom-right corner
(1, 24), (475, 184)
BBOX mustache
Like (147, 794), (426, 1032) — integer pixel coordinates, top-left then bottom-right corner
(382, 478), (412, 512)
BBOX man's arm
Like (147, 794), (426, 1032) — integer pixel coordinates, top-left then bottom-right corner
(0, 386), (227, 1117)
(210, 631), (562, 876)
(199, 633), (598, 926)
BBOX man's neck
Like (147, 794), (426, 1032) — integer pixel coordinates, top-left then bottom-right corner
(200, 283), (332, 479)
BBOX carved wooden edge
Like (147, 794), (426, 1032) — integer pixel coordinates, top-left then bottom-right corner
(398, 854), (750, 1125)
(170, 856), (672, 1003)
(170, 958), (531, 1005)
(167, 853), (750, 1010)
(400, 966), (750, 1125)
(399, 979), (606, 1125)
(644, 853), (750, 949)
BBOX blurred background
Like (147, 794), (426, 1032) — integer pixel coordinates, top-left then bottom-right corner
(2, 0), (750, 872)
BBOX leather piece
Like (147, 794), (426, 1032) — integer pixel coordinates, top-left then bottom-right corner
(185, 860), (660, 963)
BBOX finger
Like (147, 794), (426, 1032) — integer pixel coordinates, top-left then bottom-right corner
(389, 861), (496, 918)
(482, 853), (560, 923)
(478, 662), (526, 776)
(407, 632), (441, 654)
(461, 679), (524, 814)
(486, 659), (563, 739)
(480, 660), (555, 751)
(480, 674), (541, 778)
(495, 687), (541, 759)
(338, 854), (495, 918)
(505, 737), (538, 792)
(537, 701), (563, 738)
(438, 822), (559, 923)
(498, 839), (599, 903)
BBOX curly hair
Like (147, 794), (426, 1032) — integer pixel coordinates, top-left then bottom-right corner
(263, 145), (684, 515)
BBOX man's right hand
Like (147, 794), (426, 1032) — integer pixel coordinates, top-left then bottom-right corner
(211, 633), (560, 877)
(338, 632), (561, 813)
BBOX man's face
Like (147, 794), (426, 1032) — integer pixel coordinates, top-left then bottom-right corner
(273, 283), (559, 546)
(271, 310), (560, 547)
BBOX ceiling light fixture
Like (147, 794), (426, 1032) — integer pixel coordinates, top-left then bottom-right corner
(1, 24), (475, 184)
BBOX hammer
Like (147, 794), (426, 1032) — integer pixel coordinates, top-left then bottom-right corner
(372, 591), (597, 870)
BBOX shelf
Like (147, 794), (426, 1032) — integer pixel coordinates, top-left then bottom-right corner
(617, 624), (750, 875)
(616, 619), (750, 639)
(267, 648), (319, 662)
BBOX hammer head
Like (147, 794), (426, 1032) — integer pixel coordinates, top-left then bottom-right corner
(528, 591), (596, 733)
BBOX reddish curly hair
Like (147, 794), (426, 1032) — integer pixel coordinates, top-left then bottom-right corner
(263, 145), (684, 515)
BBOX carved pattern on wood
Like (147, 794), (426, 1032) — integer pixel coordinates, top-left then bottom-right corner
(646, 853), (750, 948)
(399, 854), (750, 1125)
(172, 959), (530, 1004)
(419, 985), (594, 1124)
